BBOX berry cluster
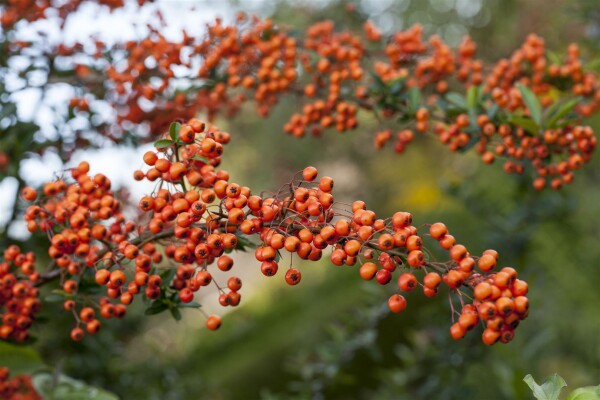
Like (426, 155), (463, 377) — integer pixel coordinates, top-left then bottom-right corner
(0, 245), (41, 342)
(0, 367), (40, 400)
(2, 4), (599, 190)
(83, 17), (600, 188)
(0, 0), (148, 28)
(21, 162), (139, 340)
(14, 118), (529, 345)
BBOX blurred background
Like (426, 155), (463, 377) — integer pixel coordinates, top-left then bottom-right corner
(2, 0), (600, 399)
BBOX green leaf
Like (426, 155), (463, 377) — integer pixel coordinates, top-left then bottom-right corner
(509, 116), (540, 135)
(154, 139), (174, 149)
(144, 301), (169, 316)
(178, 301), (202, 309)
(235, 233), (256, 251)
(517, 84), (542, 126)
(584, 58), (600, 73)
(0, 102), (17, 120)
(370, 72), (386, 93)
(547, 50), (562, 66)
(565, 386), (600, 400)
(33, 373), (119, 400)
(0, 342), (45, 375)
(389, 78), (406, 95)
(466, 85), (481, 111)
(169, 122), (181, 141)
(445, 92), (467, 109)
(524, 374), (567, 400)
(169, 306), (182, 321)
(407, 86), (422, 113)
(44, 294), (67, 302)
(545, 97), (581, 129)
(487, 103), (499, 119)
(159, 268), (177, 284)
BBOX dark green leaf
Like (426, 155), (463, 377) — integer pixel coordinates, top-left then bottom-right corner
(517, 84), (542, 126)
(144, 301), (169, 316)
(159, 268), (177, 284)
(407, 87), (422, 113)
(0, 342), (45, 375)
(486, 104), (499, 119)
(44, 294), (66, 302)
(445, 92), (467, 109)
(545, 97), (581, 129)
(235, 233), (256, 251)
(510, 116), (540, 135)
(154, 139), (174, 149)
(370, 72), (386, 93)
(0, 103), (17, 120)
(524, 374), (567, 400)
(389, 78), (406, 95)
(169, 306), (182, 321)
(169, 122), (181, 141)
(178, 301), (202, 309)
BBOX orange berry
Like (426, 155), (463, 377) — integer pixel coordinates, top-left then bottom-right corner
(302, 166), (318, 182)
(397, 273), (417, 291)
(359, 262), (377, 280)
(429, 222), (447, 240)
(387, 294), (407, 313)
(206, 315), (222, 331)
(478, 254), (496, 272)
(450, 322), (466, 340)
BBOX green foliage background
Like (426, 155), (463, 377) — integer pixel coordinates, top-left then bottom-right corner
(2, 0), (600, 399)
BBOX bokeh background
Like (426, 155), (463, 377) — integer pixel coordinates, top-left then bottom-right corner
(2, 0), (600, 399)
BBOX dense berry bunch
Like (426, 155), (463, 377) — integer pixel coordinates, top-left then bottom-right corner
(0, 245), (41, 342)
(3, 3), (597, 191)
(0, 367), (40, 400)
(0, 0), (149, 28)
(104, 17), (600, 189)
(21, 162), (139, 340)
(12, 118), (529, 345)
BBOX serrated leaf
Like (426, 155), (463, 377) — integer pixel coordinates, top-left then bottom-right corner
(565, 386), (600, 400)
(524, 374), (567, 400)
(33, 373), (118, 400)
(154, 139), (174, 149)
(545, 97), (581, 129)
(407, 86), (422, 113)
(445, 92), (467, 109)
(517, 84), (542, 126)
(0, 342), (45, 375)
(169, 122), (181, 141)
(510, 116), (540, 135)
(144, 301), (169, 316)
